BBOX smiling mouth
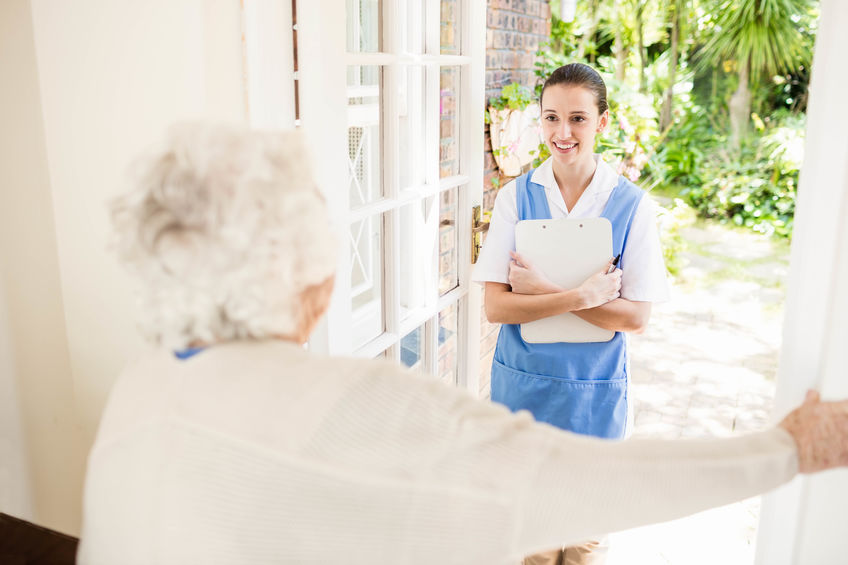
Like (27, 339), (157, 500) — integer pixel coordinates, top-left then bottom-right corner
(553, 141), (577, 152)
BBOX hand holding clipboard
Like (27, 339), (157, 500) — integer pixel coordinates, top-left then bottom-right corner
(514, 218), (618, 343)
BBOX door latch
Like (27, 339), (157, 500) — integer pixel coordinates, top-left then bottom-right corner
(471, 205), (490, 264)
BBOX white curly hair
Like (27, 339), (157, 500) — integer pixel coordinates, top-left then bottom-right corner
(111, 123), (338, 349)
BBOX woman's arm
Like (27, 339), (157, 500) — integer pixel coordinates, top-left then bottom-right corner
(507, 251), (650, 332)
(484, 261), (621, 324)
(484, 282), (587, 324)
(573, 299), (651, 334)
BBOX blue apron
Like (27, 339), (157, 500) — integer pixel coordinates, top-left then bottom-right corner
(490, 170), (645, 439)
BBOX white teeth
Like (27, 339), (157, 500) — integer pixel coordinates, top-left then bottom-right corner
(555, 142), (576, 150)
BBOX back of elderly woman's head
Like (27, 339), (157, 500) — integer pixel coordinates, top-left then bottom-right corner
(111, 123), (337, 349)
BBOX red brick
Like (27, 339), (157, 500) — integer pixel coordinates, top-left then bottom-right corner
(439, 119), (451, 138)
(484, 169), (499, 186)
(441, 94), (456, 114)
(481, 324), (500, 355)
(492, 30), (511, 49)
(484, 150), (497, 171)
(441, 0), (455, 20)
(483, 189), (497, 213)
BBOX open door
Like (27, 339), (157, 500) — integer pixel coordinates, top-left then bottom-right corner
(755, 0), (848, 562)
(296, 0), (486, 394)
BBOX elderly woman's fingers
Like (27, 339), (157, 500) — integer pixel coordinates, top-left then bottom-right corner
(779, 390), (848, 473)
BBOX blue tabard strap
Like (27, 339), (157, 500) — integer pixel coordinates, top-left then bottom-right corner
(174, 346), (206, 360)
(490, 169), (645, 439)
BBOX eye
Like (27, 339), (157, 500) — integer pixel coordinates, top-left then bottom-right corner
(544, 115), (558, 122)
(571, 116), (586, 123)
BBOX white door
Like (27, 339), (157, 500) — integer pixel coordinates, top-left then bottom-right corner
(295, 0), (486, 393)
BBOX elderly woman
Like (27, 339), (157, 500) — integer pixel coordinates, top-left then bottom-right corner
(78, 123), (848, 565)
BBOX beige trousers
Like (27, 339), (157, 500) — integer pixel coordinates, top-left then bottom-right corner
(522, 539), (608, 565)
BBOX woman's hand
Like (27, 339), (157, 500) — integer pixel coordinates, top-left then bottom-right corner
(508, 251), (562, 295)
(779, 390), (848, 473)
(576, 260), (622, 309)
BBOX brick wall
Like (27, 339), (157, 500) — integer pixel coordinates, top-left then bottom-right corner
(479, 0), (551, 398)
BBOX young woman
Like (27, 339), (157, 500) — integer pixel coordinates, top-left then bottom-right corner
(473, 61), (671, 565)
(474, 63), (669, 441)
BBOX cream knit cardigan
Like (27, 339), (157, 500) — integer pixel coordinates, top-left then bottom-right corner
(77, 340), (797, 564)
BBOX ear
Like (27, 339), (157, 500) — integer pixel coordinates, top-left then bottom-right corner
(597, 110), (610, 133)
(296, 275), (335, 343)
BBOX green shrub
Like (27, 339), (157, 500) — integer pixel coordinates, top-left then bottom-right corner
(657, 198), (696, 277)
(488, 83), (535, 112)
(681, 114), (803, 238)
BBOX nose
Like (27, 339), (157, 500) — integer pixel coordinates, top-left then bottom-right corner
(556, 121), (570, 139)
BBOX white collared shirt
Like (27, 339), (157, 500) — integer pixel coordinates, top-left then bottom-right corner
(473, 156), (670, 302)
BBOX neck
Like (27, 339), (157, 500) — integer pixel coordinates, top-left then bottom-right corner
(273, 333), (308, 346)
(551, 155), (598, 208)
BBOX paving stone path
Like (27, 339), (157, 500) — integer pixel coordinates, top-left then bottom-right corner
(607, 220), (791, 565)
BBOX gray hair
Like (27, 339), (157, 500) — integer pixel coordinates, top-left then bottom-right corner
(111, 123), (337, 349)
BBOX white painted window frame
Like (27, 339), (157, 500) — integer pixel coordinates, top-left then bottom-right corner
(296, 0), (484, 393)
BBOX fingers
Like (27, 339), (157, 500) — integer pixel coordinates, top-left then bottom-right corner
(510, 250), (530, 268)
(806, 389), (821, 404)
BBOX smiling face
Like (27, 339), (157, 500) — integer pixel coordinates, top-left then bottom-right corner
(540, 84), (609, 172)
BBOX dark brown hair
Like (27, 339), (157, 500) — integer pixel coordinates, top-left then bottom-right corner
(540, 63), (609, 115)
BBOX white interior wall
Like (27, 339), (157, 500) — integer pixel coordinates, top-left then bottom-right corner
(0, 0), (83, 534)
(756, 0), (848, 562)
(0, 0), (248, 535)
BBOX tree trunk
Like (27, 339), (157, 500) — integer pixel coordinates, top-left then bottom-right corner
(613, 0), (627, 81)
(577, 0), (600, 61)
(659, 0), (680, 131)
(637, 1), (647, 93)
(729, 56), (751, 150)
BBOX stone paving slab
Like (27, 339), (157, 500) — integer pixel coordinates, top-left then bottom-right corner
(606, 222), (786, 564)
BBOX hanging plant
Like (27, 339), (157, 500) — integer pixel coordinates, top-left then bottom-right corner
(487, 83), (542, 178)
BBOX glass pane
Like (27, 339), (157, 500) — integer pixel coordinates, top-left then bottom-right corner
(346, 0), (380, 53)
(438, 303), (458, 386)
(401, 325), (424, 370)
(439, 67), (460, 178)
(440, 0), (460, 55)
(439, 187), (459, 295)
(399, 66), (427, 191)
(348, 66), (382, 208)
(350, 213), (384, 349)
(399, 198), (438, 320)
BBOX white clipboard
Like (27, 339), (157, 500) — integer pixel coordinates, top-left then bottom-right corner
(515, 218), (615, 343)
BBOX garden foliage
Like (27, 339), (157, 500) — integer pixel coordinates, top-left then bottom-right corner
(492, 0), (818, 240)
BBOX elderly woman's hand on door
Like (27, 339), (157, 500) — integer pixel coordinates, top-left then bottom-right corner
(780, 390), (848, 473)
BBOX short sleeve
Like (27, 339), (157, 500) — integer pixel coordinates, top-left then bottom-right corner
(619, 195), (671, 302)
(471, 180), (519, 285)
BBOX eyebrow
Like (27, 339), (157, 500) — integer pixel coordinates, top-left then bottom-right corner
(542, 109), (589, 115)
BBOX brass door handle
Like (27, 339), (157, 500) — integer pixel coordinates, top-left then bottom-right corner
(471, 205), (490, 264)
